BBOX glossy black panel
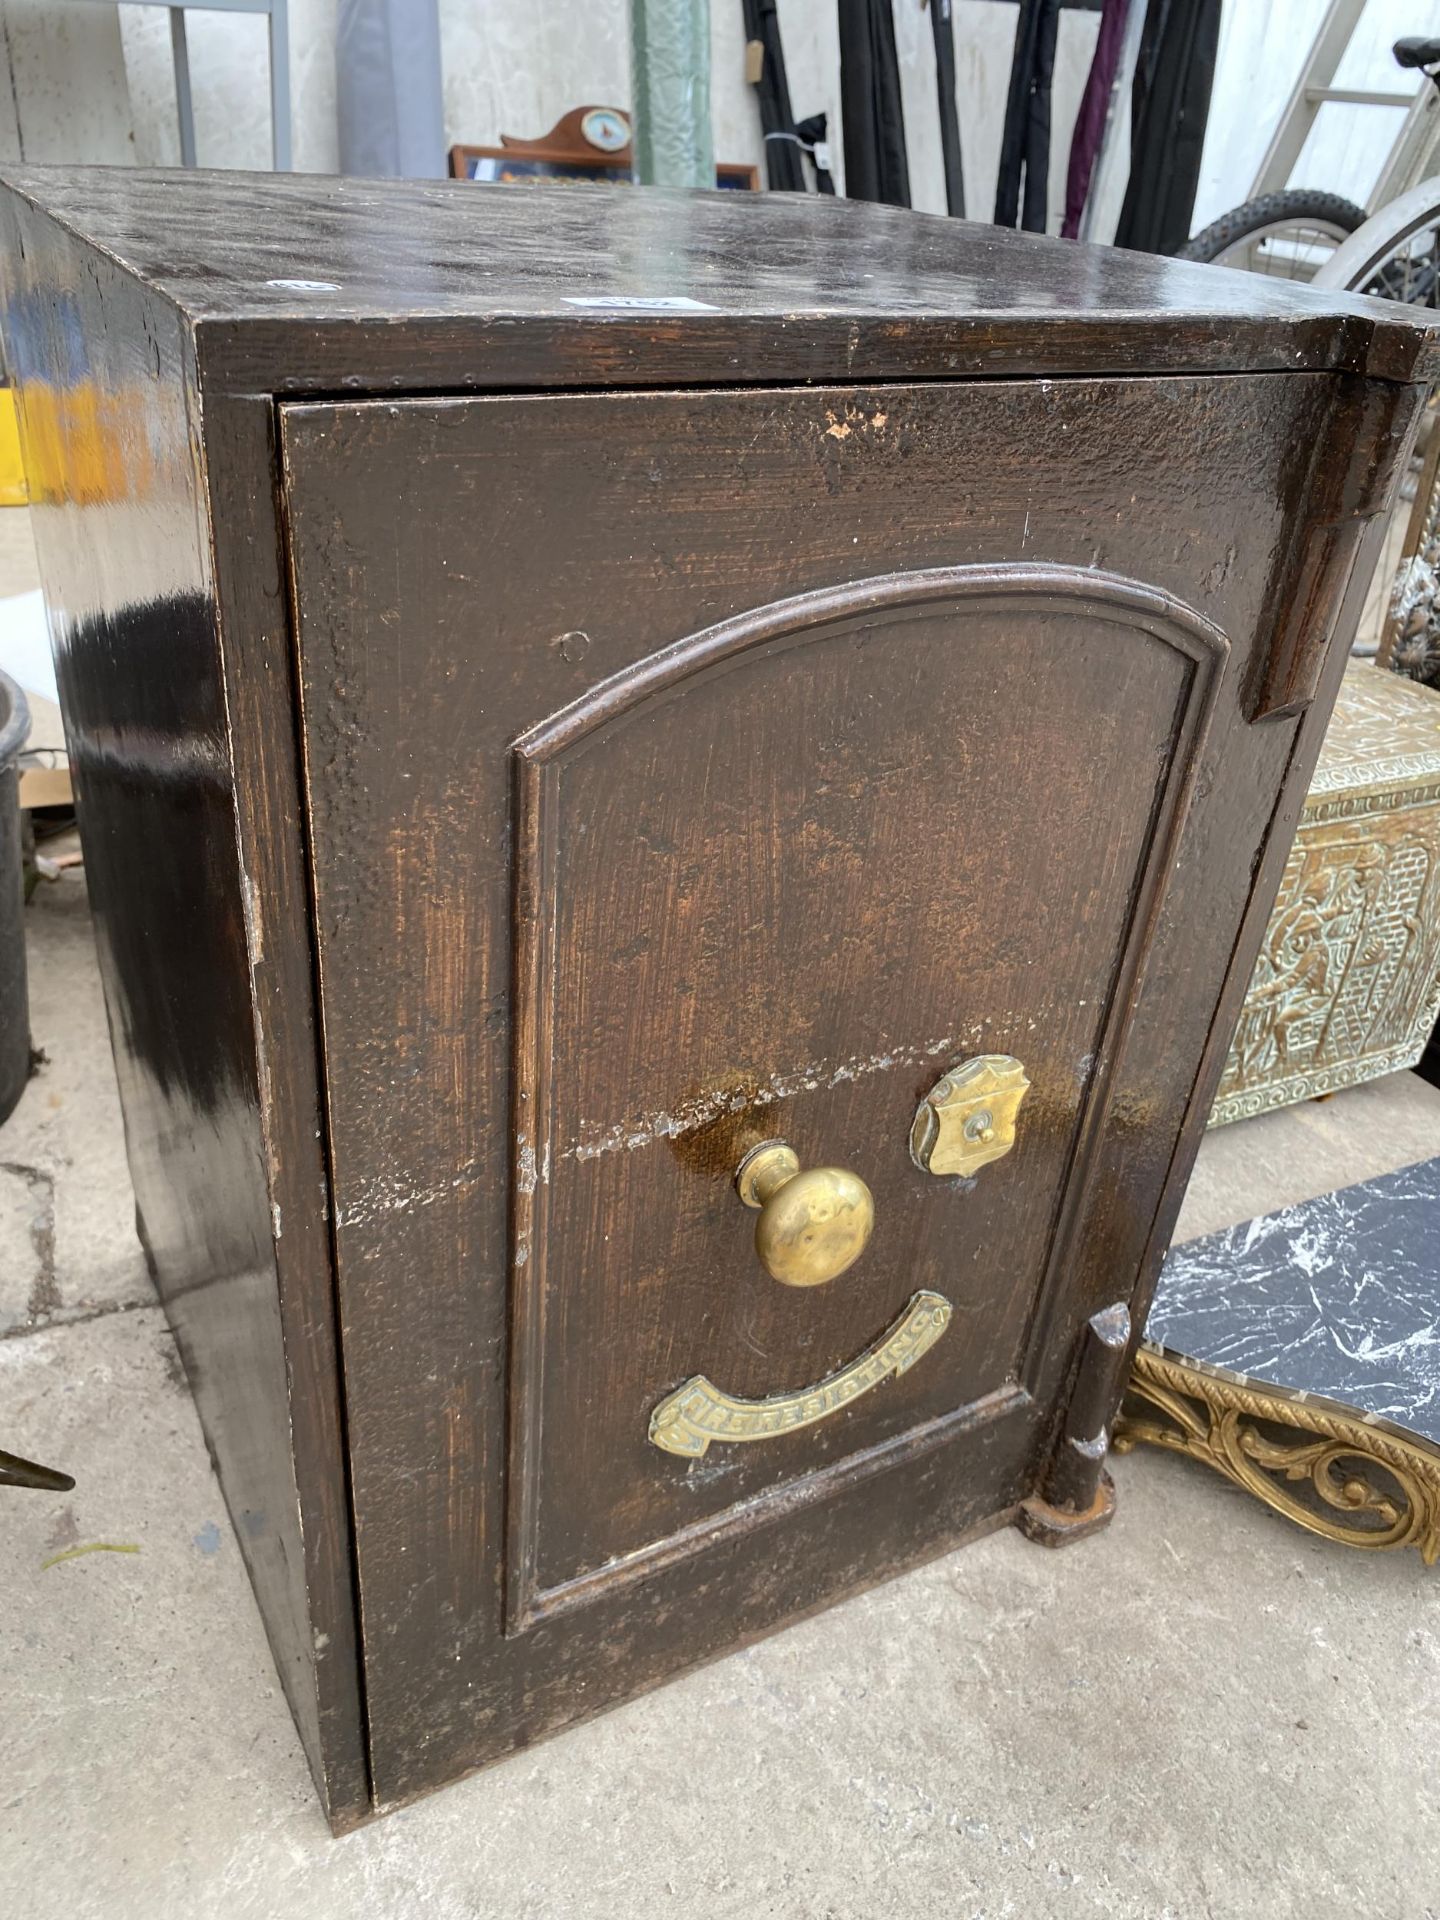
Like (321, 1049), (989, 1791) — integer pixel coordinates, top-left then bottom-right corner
(0, 188), (368, 1825)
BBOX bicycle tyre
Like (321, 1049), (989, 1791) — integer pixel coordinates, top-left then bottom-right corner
(1312, 175), (1440, 300)
(1175, 189), (1367, 265)
(1312, 178), (1440, 682)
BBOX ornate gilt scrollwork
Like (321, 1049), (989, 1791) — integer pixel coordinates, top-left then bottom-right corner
(1115, 1344), (1440, 1564)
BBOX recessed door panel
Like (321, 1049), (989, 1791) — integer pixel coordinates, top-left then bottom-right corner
(507, 566), (1225, 1626)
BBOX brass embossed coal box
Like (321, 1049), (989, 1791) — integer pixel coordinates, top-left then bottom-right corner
(1213, 664), (1440, 1125)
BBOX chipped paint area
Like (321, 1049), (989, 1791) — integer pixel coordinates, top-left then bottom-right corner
(563, 1033), (982, 1165)
(822, 402), (889, 443)
(334, 1162), (484, 1230)
(339, 1030), (1009, 1221)
(516, 1139), (538, 1198)
(238, 862), (264, 964)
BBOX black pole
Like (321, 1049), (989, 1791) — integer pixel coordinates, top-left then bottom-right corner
(930, 0), (965, 216)
(838, 0), (911, 208)
(743, 0), (806, 190)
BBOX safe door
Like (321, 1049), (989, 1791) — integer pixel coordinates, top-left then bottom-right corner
(278, 377), (1319, 1800)
(498, 564), (1219, 1625)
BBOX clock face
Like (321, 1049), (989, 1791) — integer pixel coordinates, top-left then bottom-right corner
(581, 108), (630, 154)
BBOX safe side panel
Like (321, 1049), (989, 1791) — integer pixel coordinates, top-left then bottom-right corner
(0, 201), (368, 1818)
(282, 373), (1356, 1802)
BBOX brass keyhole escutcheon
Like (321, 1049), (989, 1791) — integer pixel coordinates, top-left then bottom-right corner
(911, 1055), (1030, 1177)
(735, 1140), (875, 1288)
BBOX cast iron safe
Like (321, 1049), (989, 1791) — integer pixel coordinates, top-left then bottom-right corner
(3, 168), (1435, 1827)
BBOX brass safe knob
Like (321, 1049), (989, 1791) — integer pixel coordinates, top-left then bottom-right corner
(734, 1141), (875, 1288)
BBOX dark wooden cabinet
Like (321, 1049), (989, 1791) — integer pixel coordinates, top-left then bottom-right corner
(2, 169), (1433, 1827)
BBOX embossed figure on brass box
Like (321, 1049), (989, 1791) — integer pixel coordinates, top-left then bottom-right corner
(2, 167), (1434, 1826)
(1212, 664), (1440, 1125)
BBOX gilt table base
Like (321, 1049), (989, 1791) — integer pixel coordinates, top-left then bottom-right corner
(1119, 1153), (1440, 1563)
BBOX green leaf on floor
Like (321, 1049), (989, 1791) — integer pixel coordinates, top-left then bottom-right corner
(41, 1541), (141, 1570)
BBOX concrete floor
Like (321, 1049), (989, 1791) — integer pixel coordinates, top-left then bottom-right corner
(0, 505), (42, 597)
(5, 870), (1440, 1919)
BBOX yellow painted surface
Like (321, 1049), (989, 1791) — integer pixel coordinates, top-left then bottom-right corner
(0, 388), (26, 505)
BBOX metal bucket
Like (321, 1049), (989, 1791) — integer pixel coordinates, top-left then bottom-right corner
(0, 667), (31, 1126)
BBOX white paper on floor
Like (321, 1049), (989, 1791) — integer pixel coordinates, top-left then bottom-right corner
(0, 588), (56, 705)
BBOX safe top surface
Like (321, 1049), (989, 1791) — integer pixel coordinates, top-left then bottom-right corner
(3, 164), (1437, 391)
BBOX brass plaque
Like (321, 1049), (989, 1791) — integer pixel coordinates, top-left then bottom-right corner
(649, 1290), (952, 1458)
(910, 1054), (1030, 1177)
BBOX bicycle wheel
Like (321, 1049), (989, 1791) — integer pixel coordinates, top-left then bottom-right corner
(1176, 189), (1367, 281)
(1314, 182), (1440, 680)
(1312, 176), (1440, 306)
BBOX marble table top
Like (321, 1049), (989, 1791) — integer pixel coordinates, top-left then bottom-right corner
(1146, 1154), (1440, 1446)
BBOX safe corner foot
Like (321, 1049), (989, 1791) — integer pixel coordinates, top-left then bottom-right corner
(1016, 1470), (1117, 1549)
